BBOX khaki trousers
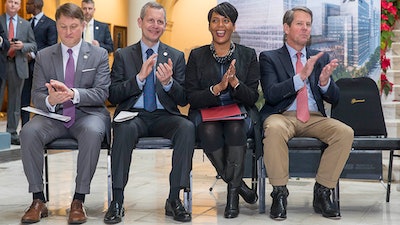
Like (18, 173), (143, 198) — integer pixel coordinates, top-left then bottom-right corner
(262, 111), (353, 188)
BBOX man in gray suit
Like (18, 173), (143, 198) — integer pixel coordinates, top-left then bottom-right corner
(104, 2), (194, 224)
(20, 3), (111, 224)
(0, 0), (37, 145)
(81, 0), (113, 53)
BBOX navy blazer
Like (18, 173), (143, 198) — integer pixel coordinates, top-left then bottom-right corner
(30, 15), (57, 52)
(259, 45), (340, 122)
(0, 23), (10, 79)
(93, 20), (113, 53)
(109, 41), (186, 117)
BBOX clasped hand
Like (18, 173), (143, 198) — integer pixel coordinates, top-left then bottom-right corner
(139, 53), (174, 86)
(213, 59), (239, 94)
(46, 79), (74, 106)
(299, 52), (339, 87)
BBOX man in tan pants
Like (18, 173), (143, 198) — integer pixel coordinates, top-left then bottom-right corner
(258, 6), (353, 220)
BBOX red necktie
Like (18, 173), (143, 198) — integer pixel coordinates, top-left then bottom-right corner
(296, 52), (310, 123)
(7, 17), (15, 58)
(63, 49), (76, 128)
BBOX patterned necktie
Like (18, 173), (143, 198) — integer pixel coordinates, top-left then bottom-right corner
(144, 48), (156, 112)
(7, 17), (15, 58)
(296, 52), (310, 123)
(63, 49), (76, 128)
(31, 17), (36, 29)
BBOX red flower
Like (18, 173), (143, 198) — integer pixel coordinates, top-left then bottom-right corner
(382, 14), (389, 20)
(382, 0), (393, 10)
(381, 23), (392, 31)
(381, 56), (391, 72)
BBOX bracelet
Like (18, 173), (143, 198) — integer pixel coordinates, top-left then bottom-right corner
(210, 85), (220, 96)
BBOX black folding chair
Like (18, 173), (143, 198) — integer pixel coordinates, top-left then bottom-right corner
(331, 76), (400, 202)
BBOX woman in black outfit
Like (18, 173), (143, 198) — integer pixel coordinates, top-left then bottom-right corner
(185, 2), (261, 219)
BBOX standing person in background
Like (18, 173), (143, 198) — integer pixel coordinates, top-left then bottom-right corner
(104, 1), (194, 223)
(0, 0), (37, 145)
(185, 2), (261, 219)
(21, 0), (57, 126)
(81, 0), (114, 53)
(0, 23), (10, 112)
(259, 6), (353, 220)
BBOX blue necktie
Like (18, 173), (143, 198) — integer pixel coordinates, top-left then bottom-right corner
(144, 49), (156, 112)
(63, 49), (75, 128)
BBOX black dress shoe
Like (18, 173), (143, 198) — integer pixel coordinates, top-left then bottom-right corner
(104, 201), (125, 224)
(11, 136), (20, 145)
(238, 181), (258, 204)
(270, 186), (289, 220)
(165, 199), (191, 222)
(313, 182), (340, 219)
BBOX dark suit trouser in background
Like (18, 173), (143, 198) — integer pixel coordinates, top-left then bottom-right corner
(111, 110), (195, 191)
(21, 60), (34, 126)
(262, 111), (353, 189)
(20, 110), (107, 194)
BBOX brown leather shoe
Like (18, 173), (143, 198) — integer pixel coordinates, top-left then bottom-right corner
(21, 199), (49, 223)
(68, 199), (87, 224)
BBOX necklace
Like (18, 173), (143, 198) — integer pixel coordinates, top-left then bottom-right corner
(210, 41), (235, 64)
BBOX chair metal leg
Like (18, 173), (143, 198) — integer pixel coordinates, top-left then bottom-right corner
(387, 150), (394, 202)
(183, 171), (192, 213)
(107, 149), (112, 207)
(332, 181), (340, 216)
(209, 175), (221, 192)
(44, 149), (50, 202)
(258, 156), (266, 213)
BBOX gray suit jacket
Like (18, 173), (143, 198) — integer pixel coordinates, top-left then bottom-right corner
(31, 41), (111, 129)
(109, 41), (187, 117)
(0, 14), (37, 79)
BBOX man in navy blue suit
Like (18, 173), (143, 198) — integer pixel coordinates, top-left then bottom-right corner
(259, 6), (353, 220)
(81, 0), (114, 53)
(0, 23), (10, 114)
(21, 0), (57, 126)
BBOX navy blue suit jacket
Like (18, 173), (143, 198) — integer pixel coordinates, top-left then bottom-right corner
(109, 41), (186, 117)
(30, 15), (57, 52)
(93, 20), (113, 53)
(259, 45), (340, 122)
(0, 23), (10, 79)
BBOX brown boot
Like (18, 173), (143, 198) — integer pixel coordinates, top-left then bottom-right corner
(68, 199), (87, 224)
(21, 199), (48, 223)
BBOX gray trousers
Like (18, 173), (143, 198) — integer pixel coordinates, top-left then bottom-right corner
(0, 60), (24, 136)
(20, 111), (107, 194)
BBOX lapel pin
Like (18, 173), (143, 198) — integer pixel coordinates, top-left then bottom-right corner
(163, 52), (168, 57)
(83, 54), (88, 59)
(95, 26), (99, 30)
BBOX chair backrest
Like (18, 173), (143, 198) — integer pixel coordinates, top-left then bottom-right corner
(331, 77), (387, 137)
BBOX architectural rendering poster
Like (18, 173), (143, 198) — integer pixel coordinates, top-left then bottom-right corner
(223, 0), (380, 81)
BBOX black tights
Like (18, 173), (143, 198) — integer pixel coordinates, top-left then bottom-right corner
(198, 120), (246, 153)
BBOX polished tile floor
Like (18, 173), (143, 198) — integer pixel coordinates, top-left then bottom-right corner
(1, 119), (400, 225)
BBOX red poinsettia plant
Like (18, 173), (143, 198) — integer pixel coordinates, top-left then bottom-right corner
(381, 0), (400, 96)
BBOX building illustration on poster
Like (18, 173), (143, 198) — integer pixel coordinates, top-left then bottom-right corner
(223, 0), (380, 81)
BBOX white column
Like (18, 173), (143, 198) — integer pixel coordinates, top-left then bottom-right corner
(128, 0), (148, 45)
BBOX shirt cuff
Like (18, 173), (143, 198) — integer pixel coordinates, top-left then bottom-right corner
(136, 74), (145, 90)
(70, 88), (80, 104)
